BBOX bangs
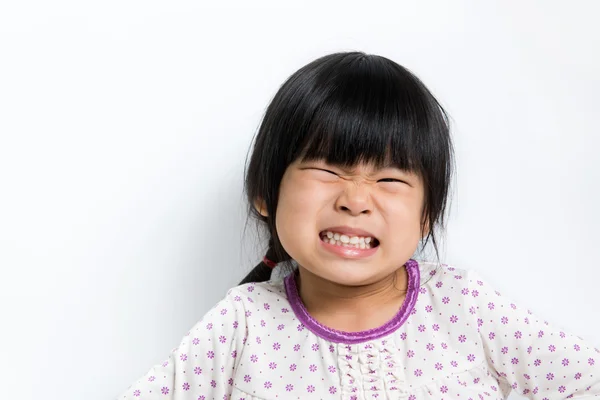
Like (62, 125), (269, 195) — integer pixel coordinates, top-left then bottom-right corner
(290, 56), (440, 175)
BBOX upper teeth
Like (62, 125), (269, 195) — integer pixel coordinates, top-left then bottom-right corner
(324, 230), (373, 244)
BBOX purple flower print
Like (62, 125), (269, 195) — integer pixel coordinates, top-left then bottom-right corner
(442, 296), (450, 304)
(312, 343), (319, 351)
(133, 389), (140, 396)
(435, 362), (443, 370)
(501, 347), (509, 354)
(297, 324), (304, 331)
(469, 306), (476, 314)
(247, 285), (254, 292)
(207, 351), (214, 359)
(414, 369), (423, 377)
(426, 343), (435, 351)
(277, 324), (285, 330)
(589, 358), (596, 366)
(461, 288), (470, 295)
(425, 305), (433, 312)
(407, 350), (414, 358)
(575, 344), (581, 351)
(488, 302), (495, 310)
(307, 385), (315, 393)
(256, 336), (261, 344)
(290, 363), (297, 371)
(562, 358), (570, 366)
(309, 364), (317, 372)
(281, 307), (289, 313)
(441, 342), (448, 349)
(436, 282), (443, 288)
(245, 311), (252, 317)
(559, 386), (566, 393)
(549, 344), (556, 352)
(329, 387), (337, 394)
(228, 377), (234, 385)
(260, 320), (266, 327)
(450, 315), (458, 323)
(269, 362), (277, 369)
(194, 367), (202, 375)
(250, 354), (258, 363)
(400, 332), (407, 340)
(293, 344), (300, 351)
(182, 382), (190, 391)
(489, 332), (496, 340)
(419, 287), (427, 294)
(161, 387), (169, 395)
(515, 331), (522, 339)
(560, 331), (566, 338)
(440, 385), (448, 393)
(192, 337), (199, 345)
(472, 290), (479, 298)
(264, 303), (270, 310)
(538, 330), (545, 338)
(459, 335), (466, 343)
(501, 316), (508, 324)
(220, 308), (228, 315)
(477, 318), (483, 328)
(432, 324), (440, 331)
(418, 324), (426, 332)
(219, 335), (227, 344)
(264, 381), (272, 389)
(148, 376), (155, 381)
(524, 317), (530, 324)
(511, 357), (519, 365)
(534, 359), (542, 366)
(451, 360), (458, 367)
(273, 342), (281, 350)
(476, 279), (482, 285)
(575, 372), (582, 380)
(286, 384), (294, 391)
(547, 373), (554, 381)
(409, 396), (416, 400)
(328, 365), (337, 373)
(467, 354), (476, 362)
(329, 344), (335, 353)
(231, 350), (237, 358)
(244, 375), (251, 383)
(210, 380), (216, 388)
(206, 323), (213, 330)
(180, 354), (187, 361)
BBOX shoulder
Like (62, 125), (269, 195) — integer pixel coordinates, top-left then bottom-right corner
(221, 277), (290, 315)
(415, 259), (492, 295)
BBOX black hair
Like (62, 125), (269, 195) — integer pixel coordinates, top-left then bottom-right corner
(239, 51), (454, 285)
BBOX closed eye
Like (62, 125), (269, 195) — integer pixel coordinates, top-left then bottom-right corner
(314, 168), (338, 176)
(378, 178), (406, 183)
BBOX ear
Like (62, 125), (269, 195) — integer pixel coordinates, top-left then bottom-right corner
(254, 197), (268, 217)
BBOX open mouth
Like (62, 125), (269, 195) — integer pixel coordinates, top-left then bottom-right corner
(319, 230), (380, 249)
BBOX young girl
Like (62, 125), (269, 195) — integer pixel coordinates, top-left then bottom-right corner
(118, 52), (599, 399)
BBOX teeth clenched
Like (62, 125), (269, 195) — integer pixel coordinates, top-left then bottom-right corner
(320, 230), (377, 249)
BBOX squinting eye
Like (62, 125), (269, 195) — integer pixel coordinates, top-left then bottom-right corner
(314, 168), (338, 176)
(378, 178), (405, 183)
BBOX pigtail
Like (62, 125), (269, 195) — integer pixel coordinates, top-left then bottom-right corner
(238, 241), (279, 285)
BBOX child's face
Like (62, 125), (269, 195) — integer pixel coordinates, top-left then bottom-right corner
(269, 158), (426, 286)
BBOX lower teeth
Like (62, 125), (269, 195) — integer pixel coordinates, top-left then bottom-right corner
(321, 236), (374, 249)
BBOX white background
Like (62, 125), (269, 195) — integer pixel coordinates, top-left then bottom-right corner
(0, 1), (598, 399)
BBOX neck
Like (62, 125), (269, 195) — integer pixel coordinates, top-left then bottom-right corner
(295, 265), (409, 332)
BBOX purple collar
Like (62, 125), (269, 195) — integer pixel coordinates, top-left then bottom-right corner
(284, 259), (420, 344)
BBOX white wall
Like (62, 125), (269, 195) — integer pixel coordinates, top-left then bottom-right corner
(1, 1), (598, 399)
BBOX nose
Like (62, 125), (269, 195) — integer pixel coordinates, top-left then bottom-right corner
(335, 182), (373, 216)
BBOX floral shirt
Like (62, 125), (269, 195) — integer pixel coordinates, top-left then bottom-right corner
(118, 259), (600, 399)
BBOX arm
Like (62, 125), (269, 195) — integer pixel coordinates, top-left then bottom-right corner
(117, 288), (248, 399)
(466, 269), (600, 398)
